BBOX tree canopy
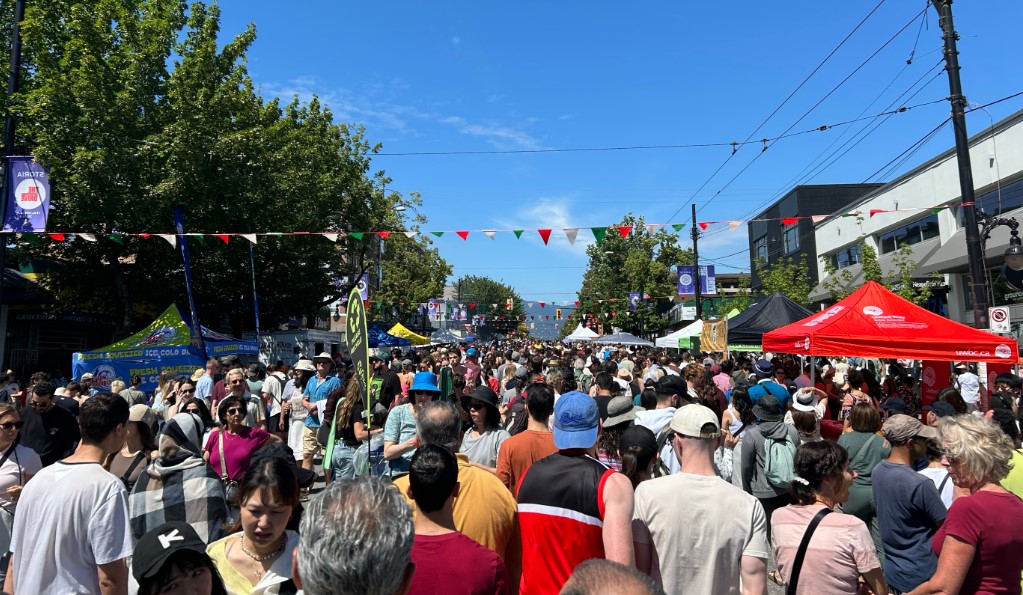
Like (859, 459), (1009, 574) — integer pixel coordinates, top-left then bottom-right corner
(1, 0), (449, 335)
(452, 275), (527, 337)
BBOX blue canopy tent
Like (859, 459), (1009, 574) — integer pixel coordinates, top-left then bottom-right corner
(368, 324), (411, 348)
(72, 304), (257, 393)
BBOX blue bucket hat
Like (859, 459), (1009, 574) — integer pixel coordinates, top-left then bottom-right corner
(409, 371), (441, 393)
(553, 390), (599, 450)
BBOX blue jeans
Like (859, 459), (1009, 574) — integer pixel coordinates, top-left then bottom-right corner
(388, 456), (411, 477)
(331, 444), (357, 481)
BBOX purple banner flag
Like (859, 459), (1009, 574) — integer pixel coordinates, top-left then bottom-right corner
(629, 292), (641, 312)
(4, 157), (50, 232)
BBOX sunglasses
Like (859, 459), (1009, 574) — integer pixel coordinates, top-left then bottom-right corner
(180, 388), (195, 394)
(226, 407), (243, 415)
(941, 449), (958, 464)
(0, 421), (23, 430)
(468, 401), (487, 411)
(29, 400), (49, 408)
(229, 379), (245, 385)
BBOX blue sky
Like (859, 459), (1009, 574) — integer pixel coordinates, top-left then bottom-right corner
(218, 0), (1022, 308)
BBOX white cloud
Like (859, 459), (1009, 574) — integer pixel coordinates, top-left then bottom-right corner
(493, 200), (593, 257)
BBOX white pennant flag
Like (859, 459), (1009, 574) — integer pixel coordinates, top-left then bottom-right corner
(78, 233), (97, 242)
(811, 215), (827, 223)
(240, 233), (257, 244)
(322, 233), (339, 242)
(403, 231), (416, 239)
(158, 234), (176, 248)
(645, 224), (662, 235)
(482, 230), (496, 240)
(728, 221), (742, 230)
(564, 228), (579, 245)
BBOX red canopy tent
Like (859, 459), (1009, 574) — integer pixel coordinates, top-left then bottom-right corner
(762, 281), (1019, 364)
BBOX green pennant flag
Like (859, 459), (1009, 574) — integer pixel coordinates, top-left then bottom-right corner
(108, 235), (124, 244)
(930, 208), (942, 215)
(350, 232), (364, 240)
(430, 231), (444, 238)
(672, 224), (685, 232)
(591, 227), (607, 244)
(513, 230), (524, 239)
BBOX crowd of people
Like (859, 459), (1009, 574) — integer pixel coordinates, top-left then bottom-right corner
(0, 341), (1020, 594)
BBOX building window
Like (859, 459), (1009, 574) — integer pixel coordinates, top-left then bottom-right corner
(754, 236), (768, 263)
(878, 214), (939, 254)
(956, 179), (1023, 227)
(829, 244), (861, 270)
(784, 227), (800, 254)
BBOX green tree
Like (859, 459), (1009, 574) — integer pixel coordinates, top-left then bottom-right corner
(756, 255), (814, 308)
(452, 275), (526, 337)
(718, 274), (754, 314)
(820, 239), (936, 304)
(565, 214), (693, 337)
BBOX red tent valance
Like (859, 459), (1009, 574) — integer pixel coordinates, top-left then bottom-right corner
(762, 281), (1019, 364)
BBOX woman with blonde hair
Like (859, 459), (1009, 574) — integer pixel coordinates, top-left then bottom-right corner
(908, 415), (1023, 595)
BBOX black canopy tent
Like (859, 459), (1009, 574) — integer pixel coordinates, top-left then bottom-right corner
(727, 292), (813, 348)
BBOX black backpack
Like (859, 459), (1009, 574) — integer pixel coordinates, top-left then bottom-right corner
(651, 425), (675, 478)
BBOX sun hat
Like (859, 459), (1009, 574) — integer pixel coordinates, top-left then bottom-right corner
(132, 522), (208, 581)
(753, 359), (773, 379)
(617, 368), (633, 382)
(190, 368), (205, 382)
(882, 414), (938, 443)
(752, 394), (784, 422)
(409, 371), (441, 393)
(670, 404), (720, 438)
(603, 396), (640, 428)
(312, 352), (334, 367)
(466, 386), (500, 411)
(553, 390), (599, 449)
(54, 387), (66, 397)
(294, 359), (316, 373)
(792, 388), (820, 412)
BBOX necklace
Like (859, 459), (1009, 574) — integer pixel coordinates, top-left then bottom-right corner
(239, 534), (286, 563)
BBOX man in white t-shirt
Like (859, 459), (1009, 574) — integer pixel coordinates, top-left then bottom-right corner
(5, 394), (133, 595)
(261, 363), (289, 436)
(632, 404), (769, 594)
(953, 363), (980, 413)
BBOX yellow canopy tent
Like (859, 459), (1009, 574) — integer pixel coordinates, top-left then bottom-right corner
(387, 323), (430, 346)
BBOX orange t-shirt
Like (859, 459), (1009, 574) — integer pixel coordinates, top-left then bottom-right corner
(496, 430), (557, 496)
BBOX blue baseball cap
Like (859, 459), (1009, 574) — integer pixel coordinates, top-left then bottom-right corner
(553, 390), (599, 449)
(409, 371), (441, 393)
(466, 348), (478, 357)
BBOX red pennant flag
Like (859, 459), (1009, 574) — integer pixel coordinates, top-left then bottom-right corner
(616, 225), (633, 238)
(48, 233), (65, 241)
(376, 231), (390, 239)
(469, 303), (475, 309)
(611, 311), (616, 317)
(540, 302), (545, 309)
(537, 229), (553, 245)
(545, 316), (550, 320)
(698, 222), (713, 230)
(574, 301), (580, 306)
(781, 217), (798, 226)
(215, 234), (230, 244)
(139, 233), (151, 239)
(455, 231), (470, 240)
(869, 209), (885, 217)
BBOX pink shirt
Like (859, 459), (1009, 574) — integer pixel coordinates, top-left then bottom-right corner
(205, 426), (271, 481)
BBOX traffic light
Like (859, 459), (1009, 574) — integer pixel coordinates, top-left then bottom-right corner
(555, 308), (562, 320)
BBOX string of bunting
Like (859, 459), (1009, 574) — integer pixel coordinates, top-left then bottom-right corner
(5, 202), (960, 246)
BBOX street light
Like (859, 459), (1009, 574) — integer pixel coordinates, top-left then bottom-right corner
(978, 212), (1023, 293)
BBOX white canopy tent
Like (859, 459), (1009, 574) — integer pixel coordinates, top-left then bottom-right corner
(564, 324), (599, 341)
(655, 319), (703, 348)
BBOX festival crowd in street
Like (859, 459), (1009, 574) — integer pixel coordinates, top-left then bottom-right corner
(0, 342), (1020, 594)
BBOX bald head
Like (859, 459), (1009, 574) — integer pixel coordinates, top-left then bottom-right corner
(560, 560), (664, 595)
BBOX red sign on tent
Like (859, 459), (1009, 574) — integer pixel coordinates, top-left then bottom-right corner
(762, 281), (1019, 364)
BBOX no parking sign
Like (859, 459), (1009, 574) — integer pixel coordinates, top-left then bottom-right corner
(989, 306), (1010, 333)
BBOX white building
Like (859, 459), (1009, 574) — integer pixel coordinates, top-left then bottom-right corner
(812, 107), (1023, 336)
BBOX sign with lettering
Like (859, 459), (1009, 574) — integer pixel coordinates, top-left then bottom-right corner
(4, 157), (50, 232)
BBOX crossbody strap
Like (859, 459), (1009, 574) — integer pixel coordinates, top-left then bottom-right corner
(787, 507), (832, 595)
(120, 451), (147, 484)
(217, 430), (230, 481)
(847, 433), (876, 468)
(938, 472), (951, 494)
(0, 443), (17, 470)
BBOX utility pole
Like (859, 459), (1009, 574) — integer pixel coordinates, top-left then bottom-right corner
(692, 203), (702, 320)
(932, 0), (987, 328)
(0, 0), (27, 367)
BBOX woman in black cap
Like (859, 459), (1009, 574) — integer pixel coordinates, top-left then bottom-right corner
(133, 522), (227, 595)
(459, 386), (510, 472)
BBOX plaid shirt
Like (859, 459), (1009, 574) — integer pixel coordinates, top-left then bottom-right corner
(129, 456), (229, 544)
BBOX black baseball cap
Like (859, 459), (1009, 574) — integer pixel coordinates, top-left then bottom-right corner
(132, 522), (207, 580)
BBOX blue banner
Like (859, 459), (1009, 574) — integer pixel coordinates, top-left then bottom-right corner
(629, 292), (641, 312)
(4, 157), (50, 232)
(677, 265), (717, 295)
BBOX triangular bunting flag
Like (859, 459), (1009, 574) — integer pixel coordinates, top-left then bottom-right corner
(781, 217), (798, 226)
(811, 215), (827, 224)
(241, 233), (257, 244)
(215, 234), (230, 244)
(455, 231), (469, 240)
(869, 209), (885, 217)
(322, 233), (339, 242)
(591, 227), (607, 244)
(930, 208), (942, 215)
(615, 225), (632, 238)
(528, 303), (534, 308)
(48, 233), (65, 241)
(78, 233), (97, 242)
(672, 224), (685, 232)
(429, 231), (444, 238)
(403, 231), (416, 239)
(537, 229), (552, 245)
(159, 234), (176, 248)
(482, 230), (496, 240)
(513, 230), (524, 239)
(350, 232), (364, 240)
(109, 235), (124, 244)
(376, 231), (390, 239)
(645, 224), (662, 235)
(563, 228), (579, 245)
(841, 212), (860, 218)
(728, 221), (742, 230)
(539, 302), (545, 308)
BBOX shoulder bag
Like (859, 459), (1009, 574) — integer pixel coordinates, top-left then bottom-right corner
(787, 507), (832, 595)
(217, 431), (239, 505)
